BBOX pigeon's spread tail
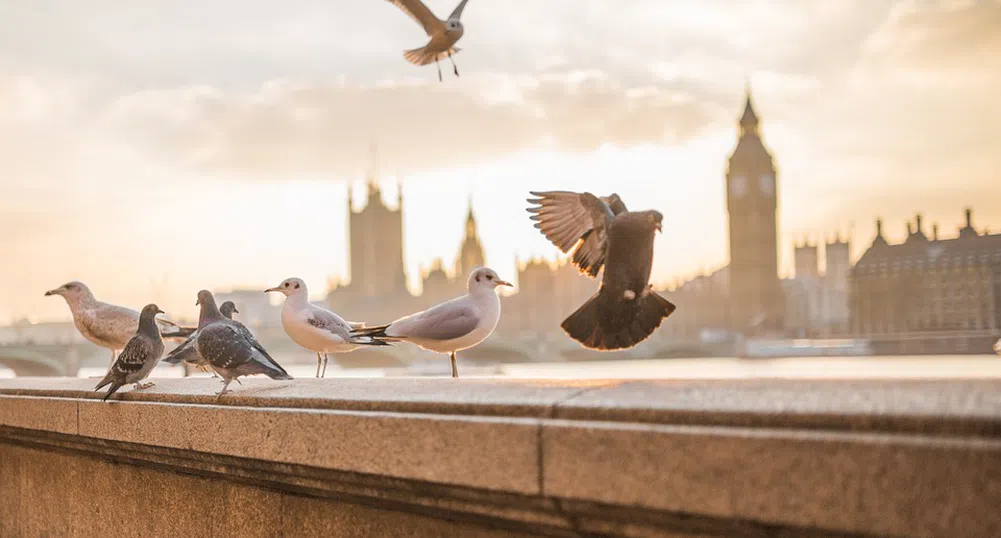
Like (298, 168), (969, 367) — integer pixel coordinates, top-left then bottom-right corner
(561, 288), (676, 351)
(403, 46), (460, 66)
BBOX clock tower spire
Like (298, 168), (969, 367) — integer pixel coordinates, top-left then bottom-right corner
(725, 82), (783, 335)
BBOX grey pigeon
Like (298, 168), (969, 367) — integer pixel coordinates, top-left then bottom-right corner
(45, 281), (195, 368)
(94, 303), (166, 401)
(193, 290), (292, 397)
(162, 301), (238, 377)
(527, 191), (677, 350)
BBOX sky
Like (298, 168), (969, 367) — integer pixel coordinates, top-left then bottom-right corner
(1, 0), (1000, 324)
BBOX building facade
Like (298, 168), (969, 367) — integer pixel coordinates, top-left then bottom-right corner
(725, 86), (784, 335)
(851, 209), (1001, 354)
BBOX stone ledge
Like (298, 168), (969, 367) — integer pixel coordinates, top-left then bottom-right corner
(2, 377), (1001, 538)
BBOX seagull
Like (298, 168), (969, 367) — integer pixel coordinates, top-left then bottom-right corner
(193, 290), (292, 397)
(352, 267), (511, 378)
(527, 191), (677, 351)
(385, 0), (471, 82)
(266, 277), (390, 379)
(45, 281), (195, 368)
(94, 304), (166, 401)
(162, 300), (239, 377)
(994, 338), (1001, 356)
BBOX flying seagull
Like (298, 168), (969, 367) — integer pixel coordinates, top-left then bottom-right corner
(266, 277), (389, 379)
(94, 304), (166, 401)
(193, 290), (292, 397)
(352, 267), (511, 378)
(45, 281), (195, 368)
(162, 300), (239, 377)
(526, 191), (677, 351)
(385, 0), (471, 82)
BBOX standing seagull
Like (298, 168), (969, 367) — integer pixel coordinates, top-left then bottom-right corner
(162, 301), (239, 377)
(45, 281), (195, 368)
(193, 290), (292, 397)
(385, 0), (471, 82)
(266, 277), (389, 379)
(352, 267), (511, 378)
(526, 191), (677, 351)
(994, 338), (1000, 356)
(94, 304), (166, 401)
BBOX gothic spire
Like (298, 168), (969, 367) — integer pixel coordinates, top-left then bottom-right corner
(739, 80), (759, 133)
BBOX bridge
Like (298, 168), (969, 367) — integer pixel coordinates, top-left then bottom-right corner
(0, 344), (87, 377)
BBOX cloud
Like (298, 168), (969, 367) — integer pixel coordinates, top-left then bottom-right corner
(97, 73), (722, 179)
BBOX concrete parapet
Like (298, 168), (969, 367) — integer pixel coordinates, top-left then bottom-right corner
(1, 377), (1000, 537)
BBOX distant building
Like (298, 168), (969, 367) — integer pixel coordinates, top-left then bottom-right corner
(784, 236), (852, 337)
(724, 84), (784, 335)
(497, 258), (596, 338)
(850, 209), (1001, 353)
(214, 289), (277, 329)
(419, 201), (487, 307)
(659, 267), (730, 343)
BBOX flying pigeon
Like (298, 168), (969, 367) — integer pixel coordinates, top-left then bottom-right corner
(527, 191), (677, 350)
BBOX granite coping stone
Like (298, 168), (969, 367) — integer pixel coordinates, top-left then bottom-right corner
(2, 377), (1001, 434)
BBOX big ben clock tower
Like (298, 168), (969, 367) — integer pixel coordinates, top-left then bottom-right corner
(725, 84), (784, 334)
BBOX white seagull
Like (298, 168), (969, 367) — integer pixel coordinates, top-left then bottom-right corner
(352, 267), (512, 378)
(994, 337), (1000, 356)
(266, 277), (390, 378)
(45, 281), (195, 369)
(385, 0), (471, 82)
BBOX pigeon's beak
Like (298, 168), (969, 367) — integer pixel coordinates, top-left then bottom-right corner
(233, 307), (240, 314)
(195, 299), (201, 306)
(655, 222), (662, 233)
(496, 280), (514, 288)
(264, 287), (279, 293)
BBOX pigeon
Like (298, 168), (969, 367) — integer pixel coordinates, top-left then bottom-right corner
(526, 191), (677, 351)
(192, 290), (292, 397)
(45, 281), (195, 368)
(385, 0), (471, 82)
(94, 304), (166, 401)
(266, 277), (389, 379)
(162, 301), (238, 378)
(352, 267), (511, 378)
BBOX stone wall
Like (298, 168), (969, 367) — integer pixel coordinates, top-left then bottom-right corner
(2, 377), (1000, 537)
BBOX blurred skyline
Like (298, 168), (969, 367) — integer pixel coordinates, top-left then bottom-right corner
(2, 0), (1000, 324)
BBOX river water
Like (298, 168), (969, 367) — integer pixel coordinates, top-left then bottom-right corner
(2, 354), (997, 380)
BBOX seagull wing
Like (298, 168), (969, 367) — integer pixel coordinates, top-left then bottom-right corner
(386, 0), (442, 35)
(388, 300), (479, 341)
(447, 0), (471, 20)
(306, 308), (352, 342)
(80, 305), (137, 348)
(526, 190), (617, 278)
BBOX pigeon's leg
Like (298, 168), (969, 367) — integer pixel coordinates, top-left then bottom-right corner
(448, 51), (459, 77)
(436, 59), (443, 82)
(315, 353), (322, 378)
(321, 354), (329, 378)
(133, 381), (155, 391)
(449, 352), (458, 378)
(216, 378), (234, 398)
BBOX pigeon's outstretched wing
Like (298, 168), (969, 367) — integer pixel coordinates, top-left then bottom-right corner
(448, 0), (471, 20)
(386, 0), (441, 35)
(527, 190), (618, 278)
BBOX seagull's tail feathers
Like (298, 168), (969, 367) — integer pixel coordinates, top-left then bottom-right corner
(350, 324), (404, 343)
(349, 335), (393, 347)
(403, 46), (460, 66)
(162, 325), (196, 339)
(561, 288), (676, 351)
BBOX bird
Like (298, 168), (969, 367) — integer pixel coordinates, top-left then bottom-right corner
(994, 338), (1001, 356)
(385, 0), (471, 82)
(526, 190), (677, 351)
(162, 300), (239, 378)
(266, 277), (390, 379)
(352, 267), (511, 378)
(94, 303), (167, 401)
(45, 281), (195, 368)
(192, 290), (292, 397)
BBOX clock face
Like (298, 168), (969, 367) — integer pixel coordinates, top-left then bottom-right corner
(759, 173), (774, 196)
(730, 175), (747, 197)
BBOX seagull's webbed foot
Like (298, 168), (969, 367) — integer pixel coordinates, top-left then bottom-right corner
(133, 381), (155, 391)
